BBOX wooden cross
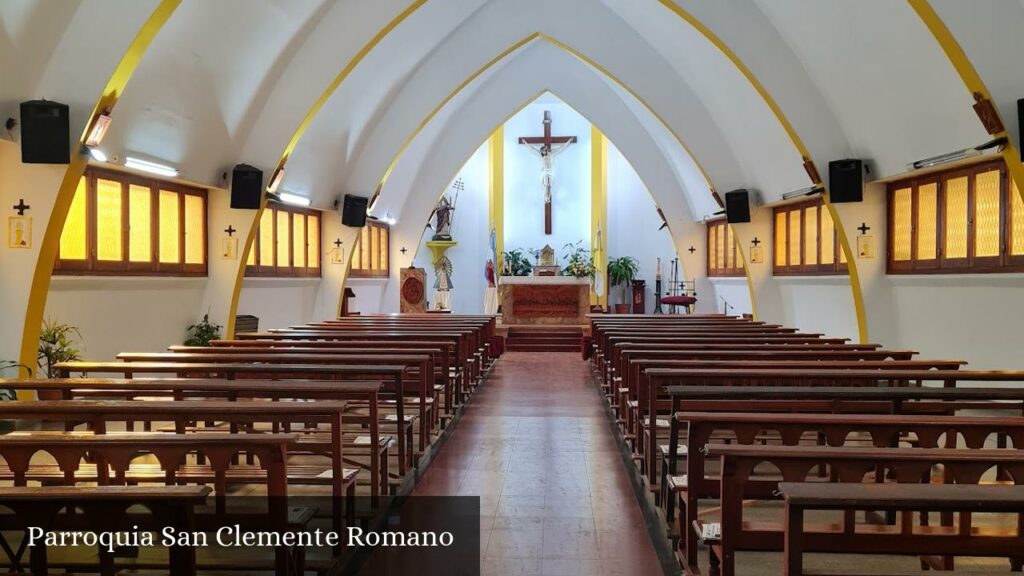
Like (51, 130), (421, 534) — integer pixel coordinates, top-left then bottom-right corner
(12, 199), (30, 216)
(400, 247), (408, 255)
(334, 239), (343, 248)
(751, 237), (761, 246)
(224, 225), (236, 237)
(518, 110), (576, 235)
(858, 222), (871, 235)
(688, 246), (696, 254)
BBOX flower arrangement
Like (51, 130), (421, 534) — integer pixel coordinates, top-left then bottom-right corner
(562, 240), (597, 279)
(502, 249), (533, 276)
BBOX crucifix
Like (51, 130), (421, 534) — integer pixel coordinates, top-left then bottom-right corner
(519, 110), (576, 234)
(12, 199), (30, 216)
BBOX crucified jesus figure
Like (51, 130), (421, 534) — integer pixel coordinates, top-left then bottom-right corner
(519, 110), (576, 234)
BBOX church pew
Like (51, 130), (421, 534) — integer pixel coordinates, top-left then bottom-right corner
(293, 325), (488, 382)
(3, 378), (390, 499)
(676, 412), (1024, 573)
(0, 485), (209, 576)
(630, 359), (966, 479)
(52, 361), (414, 478)
(237, 331), (477, 394)
(779, 482), (1024, 576)
(0, 433), (298, 576)
(116, 351), (437, 453)
(645, 368), (1024, 491)
(0, 400), (358, 535)
(705, 445), (1024, 576)
(180, 343), (456, 416)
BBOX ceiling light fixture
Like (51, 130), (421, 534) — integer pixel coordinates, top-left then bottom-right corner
(86, 147), (107, 162)
(909, 137), (1007, 171)
(276, 191), (311, 207)
(781, 185), (824, 201)
(125, 156), (179, 177)
(84, 112), (112, 147)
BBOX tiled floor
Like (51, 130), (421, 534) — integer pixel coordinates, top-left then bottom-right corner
(413, 352), (664, 576)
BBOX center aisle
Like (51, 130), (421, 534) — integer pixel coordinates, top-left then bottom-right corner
(414, 352), (664, 576)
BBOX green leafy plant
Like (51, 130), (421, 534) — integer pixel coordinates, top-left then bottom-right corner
(562, 240), (596, 279)
(607, 256), (640, 306)
(185, 313), (223, 346)
(502, 249), (534, 277)
(38, 319), (82, 378)
(0, 361), (29, 402)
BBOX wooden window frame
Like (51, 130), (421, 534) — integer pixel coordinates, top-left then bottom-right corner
(245, 202), (322, 278)
(706, 219), (743, 277)
(349, 220), (391, 279)
(886, 159), (1022, 274)
(54, 167), (207, 276)
(772, 198), (848, 276)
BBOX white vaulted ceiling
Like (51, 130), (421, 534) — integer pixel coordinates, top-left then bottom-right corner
(2, 0), (1015, 227)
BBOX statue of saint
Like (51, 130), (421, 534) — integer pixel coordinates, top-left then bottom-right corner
(431, 196), (454, 241)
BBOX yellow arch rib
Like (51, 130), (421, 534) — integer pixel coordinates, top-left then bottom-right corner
(226, 0), (429, 337)
(908, 0), (1024, 205)
(656, 1), (866, 340)
(17, 0), (182, 378)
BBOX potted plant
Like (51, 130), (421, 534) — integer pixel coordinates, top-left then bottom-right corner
(185, 313), (223, 346)
(562, 240), (596, 279)
(607, 256), (640, 314)
(38, 318), (82, 380)
(502, 249), (533, 277)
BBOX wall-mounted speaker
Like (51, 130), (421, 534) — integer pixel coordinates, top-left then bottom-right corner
(341, 194), (368, 227)
(829, 159), (863, 203)
(724, 189), (751, 224)
(20, 100), (70, 164)
(231, 164), (263, 209)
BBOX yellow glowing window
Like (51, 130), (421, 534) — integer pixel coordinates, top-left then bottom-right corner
(892, 187), (912, 262)
(774, 211), (786, 267)
(370, 226), (381, 270)
(715, 223), (725, 270)
(725, 225), (734, 270)
(944, 176), (968, 259)
(292, 214), (305, 268)
(247, 244), (255, 266)
(379, 226), (388, 271)
(59, 178), (88, 260)
(259, 209), (274, 266)
(128, 185), (151, 262)
(1012, 181), (1024, 257)
(95, 179), (123, 261)
(916, 183), (937, 260)
(360, 227), (371, 269)
(821, 207), (835, 265)
(708, 226), (718, 271)
(276, 210), (290, 268)
(307, 215), (320, 268)
(803, 206), (818, 266)
(183, 194), (204, 265)
(973, 169), (1001, 258)
(54, 170), (207, 275)
(788, 210), (801, 266)
(158, 191), (180, 264)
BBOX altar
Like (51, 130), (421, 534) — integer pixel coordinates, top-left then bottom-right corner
(499, 276), (590, 325)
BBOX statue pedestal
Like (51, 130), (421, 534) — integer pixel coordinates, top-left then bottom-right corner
(426, 240), (457, 310)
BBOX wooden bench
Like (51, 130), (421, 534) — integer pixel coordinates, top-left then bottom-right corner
(704, 445), (1024, 576)
(779, 482), (1024, 576)
(0, 485), (209, 576)
(52, 361), (414, 479)
(0, 432), (298, 576)
(1, 378), (390, 499)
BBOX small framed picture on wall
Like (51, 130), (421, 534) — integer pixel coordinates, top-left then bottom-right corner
(7, 216), (31, 249)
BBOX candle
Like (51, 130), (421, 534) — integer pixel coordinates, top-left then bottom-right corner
(656, 258), (662, 280)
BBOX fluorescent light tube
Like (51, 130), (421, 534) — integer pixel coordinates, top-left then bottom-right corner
(125, 156), (179, 177)
(277, 191), (311, 207)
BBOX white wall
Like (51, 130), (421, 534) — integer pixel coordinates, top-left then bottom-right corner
(605, 143), (678, 312)
(503, 101), (591, 258)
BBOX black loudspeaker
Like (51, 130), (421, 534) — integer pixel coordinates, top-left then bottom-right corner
(829, 159), (863, 203)
(1018, 99), (1023, 161)
(231, 164), (263, 209)
(20, 100), (70, 164)
(724, 189), (751, 224)
(341, 194), (368, 227)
